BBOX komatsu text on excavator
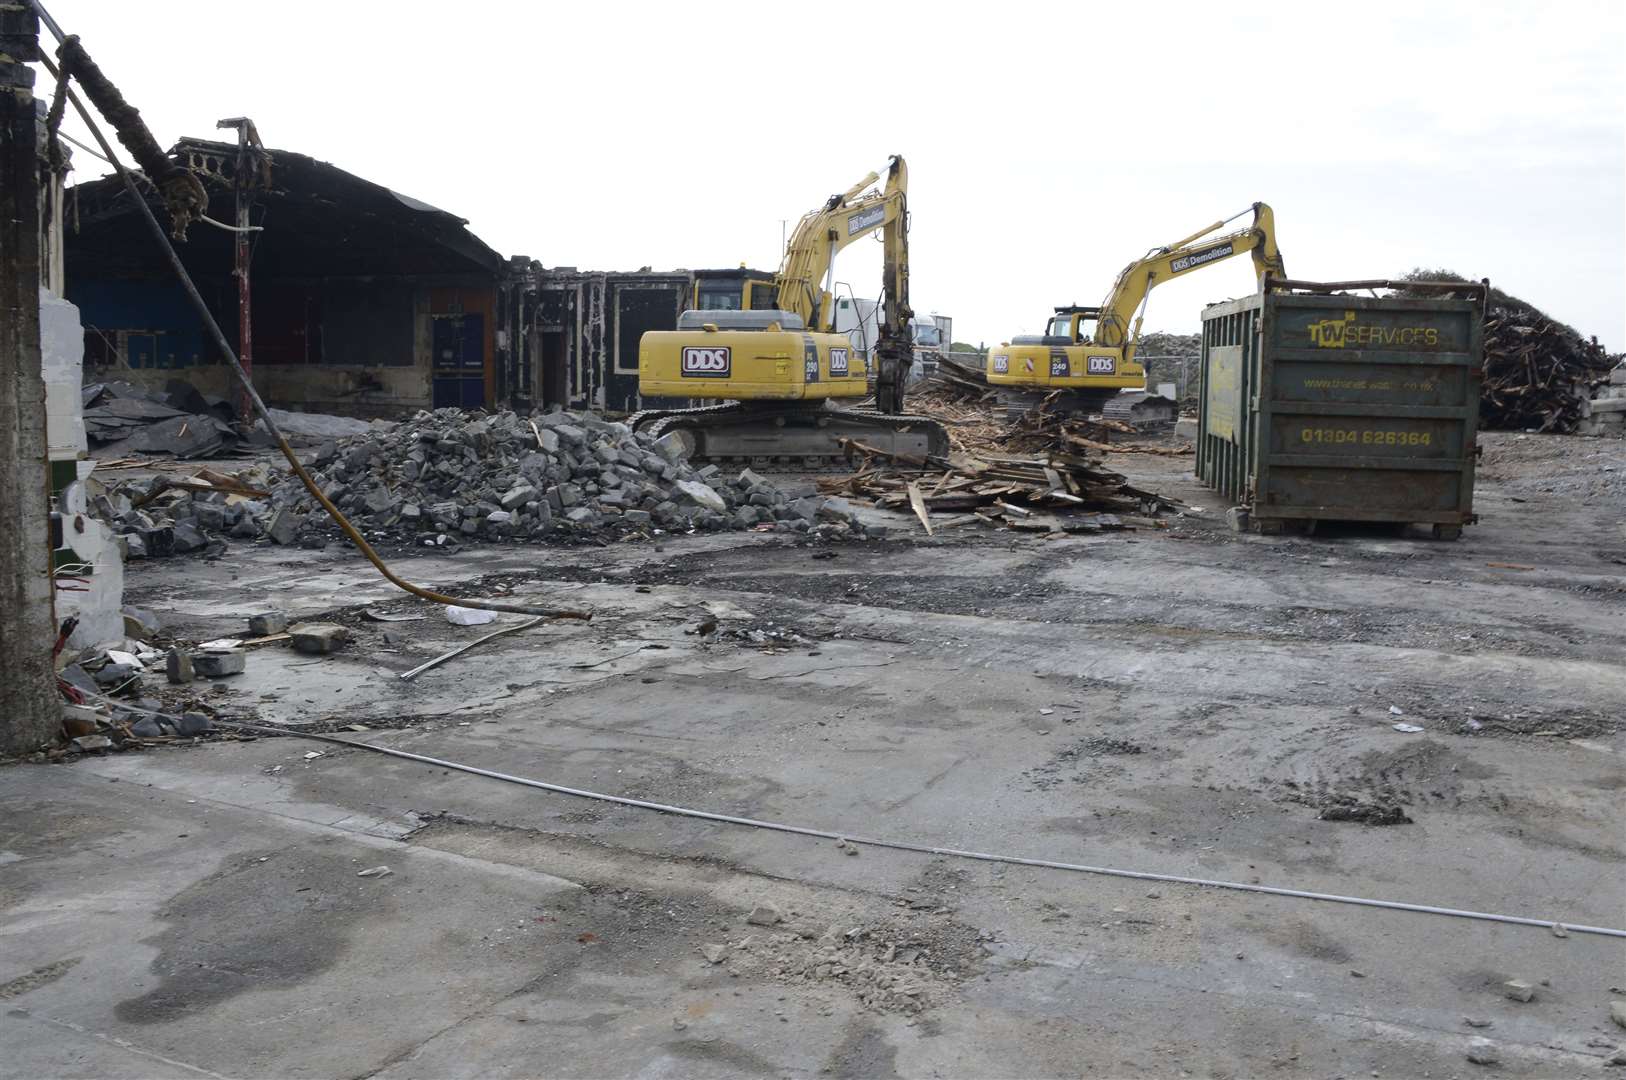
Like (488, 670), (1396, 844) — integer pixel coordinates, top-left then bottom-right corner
(632, 156), (948, 464)
(987, 202), (1286, 413)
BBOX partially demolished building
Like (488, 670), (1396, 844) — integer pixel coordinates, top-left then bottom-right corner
(66, 138), (509, 416)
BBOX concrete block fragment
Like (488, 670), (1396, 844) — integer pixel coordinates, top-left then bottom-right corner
(289, 622), (350, 655)
(171, 523), (208, 553)
(745, 904), (781, 927)
(1503, 980), (1535, 1002)
(194, 650), (246, 677)
(501, 486), (537, 510)
(675, 479), (726, 512)
(816, 497), (853, 522)
(266, 509), (303, 545)
(653, 433), (688, 462)
(165, 648), (194, 684)
(248, 612), (288, 636)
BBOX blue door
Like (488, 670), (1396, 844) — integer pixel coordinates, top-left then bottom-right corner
(432, 314), (485, 409)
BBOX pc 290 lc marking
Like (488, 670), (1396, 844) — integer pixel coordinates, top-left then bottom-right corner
(681, 346), (731, 377)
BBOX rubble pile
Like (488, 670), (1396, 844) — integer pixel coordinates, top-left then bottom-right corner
(55, 635), (224, 757)
(1400, 271), (1619, 432)
(269, 407), (875, 544)
(85, 464), (278, 558)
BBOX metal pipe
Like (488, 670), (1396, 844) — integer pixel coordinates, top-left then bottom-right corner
(205, 718), (1626, 942)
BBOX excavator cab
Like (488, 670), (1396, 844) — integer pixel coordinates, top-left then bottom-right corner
(692, 268), (779, 312)
(1045, 307), (1099, 345)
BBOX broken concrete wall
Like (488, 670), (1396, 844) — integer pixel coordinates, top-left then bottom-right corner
(527, 267), (693, 414)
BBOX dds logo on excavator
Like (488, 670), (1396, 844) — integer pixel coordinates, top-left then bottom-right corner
(830, 348), (849, 376)
(681, 347), (731, 377)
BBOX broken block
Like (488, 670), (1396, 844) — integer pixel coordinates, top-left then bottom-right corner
(266, 508), (303, 545)
(193, 650), (246, 678)
(248, 612), (289, 636)
(289, 622), (349, 655)
(1503, 980), (1535, 1003)
(166, 648), (195, 685)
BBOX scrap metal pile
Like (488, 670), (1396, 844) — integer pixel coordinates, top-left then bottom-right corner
(819, 439), (1174, 535)
(1400, 271), (1619, 432)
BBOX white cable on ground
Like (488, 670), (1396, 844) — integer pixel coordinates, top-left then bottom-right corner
(193, 718), (1625, 941)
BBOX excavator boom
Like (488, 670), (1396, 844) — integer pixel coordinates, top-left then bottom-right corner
(986, 202), (1284, 413)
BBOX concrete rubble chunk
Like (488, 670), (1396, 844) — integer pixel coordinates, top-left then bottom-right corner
(175, 711), (213, 736)
(165, 648), (195, 685)
(1502, 979), (1535, 1002)
(248, 612), (289, 636)
(1465, 1037), (1499, 1066)
(675, 480), (726, 513)
(193, 650), (246, 678)
(1613, 1000), (1626, 1030)
(289, 622), (350, 655)
(266, 509), (303, 545)
(745, 904), (782, 927)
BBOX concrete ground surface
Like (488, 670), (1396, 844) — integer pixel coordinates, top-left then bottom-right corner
(3, 430), (1624, 1079)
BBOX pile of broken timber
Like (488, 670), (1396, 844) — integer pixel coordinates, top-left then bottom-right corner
(822, 439), (1175, 536)
(1001, 394), (1192, 457)
(1398, 274), (1617, 433)
(1481, 309), (1616, 432)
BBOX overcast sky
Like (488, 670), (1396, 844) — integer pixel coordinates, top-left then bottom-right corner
(39, 0), (1625, 351)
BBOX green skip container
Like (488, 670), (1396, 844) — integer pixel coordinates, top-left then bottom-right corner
(1196, 279), (1485, 539)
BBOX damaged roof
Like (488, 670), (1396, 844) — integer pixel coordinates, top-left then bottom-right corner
(66, 137), (506, 280)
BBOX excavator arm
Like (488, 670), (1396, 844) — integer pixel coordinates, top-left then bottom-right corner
(1095, 201), (1285, 350)
(777, 156), (913, 412)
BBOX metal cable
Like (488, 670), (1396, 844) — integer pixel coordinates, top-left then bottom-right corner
(31, 7), (588, 622)
(202, 718), (1626, 941)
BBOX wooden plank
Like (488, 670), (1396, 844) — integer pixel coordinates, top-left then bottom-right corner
(907, 481), (934, 536)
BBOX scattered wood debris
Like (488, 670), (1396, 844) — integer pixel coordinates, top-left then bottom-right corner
(822, 439), (1177, 534)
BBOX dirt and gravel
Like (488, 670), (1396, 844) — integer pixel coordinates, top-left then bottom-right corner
(4, 429), (1624, 1078)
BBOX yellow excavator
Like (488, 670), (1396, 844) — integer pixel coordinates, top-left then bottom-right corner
(632, 156), (947, 463)
(987, 202), (1286, 412)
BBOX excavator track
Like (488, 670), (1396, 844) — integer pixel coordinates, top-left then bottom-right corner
(628, 401), (947, 472)
(993, 387), (1120, 422)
